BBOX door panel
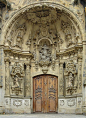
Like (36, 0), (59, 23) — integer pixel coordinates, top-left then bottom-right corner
(33, 75), (58, 113)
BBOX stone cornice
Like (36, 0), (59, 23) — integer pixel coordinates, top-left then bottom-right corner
(4, 46), (33, 57)
(57, 45), (83, 56)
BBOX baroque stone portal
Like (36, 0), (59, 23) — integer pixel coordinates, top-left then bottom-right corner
(0, 0), (85, 114)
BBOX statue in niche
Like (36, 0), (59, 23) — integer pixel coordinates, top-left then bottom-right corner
(39, 44), (51, 62)
(64, 59), (77, 94)
(11, 62), (25, 95)
(39, 44), (51, 74)
(15, 23), (26, 48)
(66, 34), (73, 47)
(12, 75), (19, 88)
(16, 32), (23, 48)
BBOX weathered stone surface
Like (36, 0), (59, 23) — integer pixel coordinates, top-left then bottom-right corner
(0, 0), (86, 114)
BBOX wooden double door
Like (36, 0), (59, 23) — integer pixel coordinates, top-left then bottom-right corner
(33, 75), (58, 113)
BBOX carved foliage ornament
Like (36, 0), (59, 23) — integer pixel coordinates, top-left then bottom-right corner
(64, 59), (77, 94)
(11, 62), (25, 95)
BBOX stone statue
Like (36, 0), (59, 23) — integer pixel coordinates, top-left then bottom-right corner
(13, 75), (19, 88)
(40, 44), (51, 61)
(16, 32), (22, 48)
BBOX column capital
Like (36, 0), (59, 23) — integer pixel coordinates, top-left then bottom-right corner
(4, 57), (10, 62)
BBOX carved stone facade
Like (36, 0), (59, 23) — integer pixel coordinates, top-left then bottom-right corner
(11, 62), (25, 95)
(0, 0), (86, 114)
(64, 59), (77, 95)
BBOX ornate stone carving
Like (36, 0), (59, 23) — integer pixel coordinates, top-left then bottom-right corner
(24, 100), (30, 106)
(59, 62), (64, 96)
(13, 99), (22, 107)
(11, 62), (25, 95)
(59, 78), (64, 93)
(15, 23), (26, 48)
(5, 76), (9, 90)
(26, 35), (31, 52)
(60, 100), (65, 106)
(27, 7), (58, 24)
(61, 20), (70, 34)
(67, 99), (76, 107)
(66, 33), (74, 47)
(39, 44), (51, 74)
(64, 59), (77, 94)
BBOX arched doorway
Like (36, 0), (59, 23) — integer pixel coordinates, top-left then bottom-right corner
(1, 1), (84, 114)
(33, 74), (58, 113)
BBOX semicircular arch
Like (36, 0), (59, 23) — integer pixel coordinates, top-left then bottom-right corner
(1, 1), (85, 46)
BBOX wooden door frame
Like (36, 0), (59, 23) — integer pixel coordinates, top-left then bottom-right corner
(33, 74), (58, 113)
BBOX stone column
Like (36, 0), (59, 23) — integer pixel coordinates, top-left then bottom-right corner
(5, 57), (10, 96)
(59, 61), (64, 96)
(76, 51), (83, 114)
(78, 53), (82, 94)
(52, 44), (56, 70)
(35, 44), (39, 70)
(82, 40), (86, 113)
(25, 59), (31, 98)
(0, 48), (5, 107)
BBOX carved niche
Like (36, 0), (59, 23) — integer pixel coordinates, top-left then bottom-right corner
(39, 42), (52, 74)
(65, 33), (75, 47)
(7, 23), (26, 48)
(61, 20), (76, 48)
(11, 62), (25, 95)
(15, 23), (26, 48)
(64, 59), (77, 94)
